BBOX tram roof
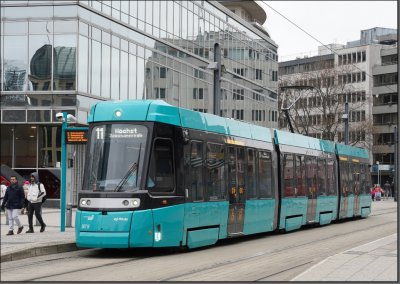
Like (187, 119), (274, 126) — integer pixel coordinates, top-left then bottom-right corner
(89, 100), (273, 143)
(274, 129), (335, 153)
(335, 143), (369, 159)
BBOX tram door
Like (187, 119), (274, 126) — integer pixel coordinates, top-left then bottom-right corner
(353, 163), (360, 216)
(339, 162), (349, 218)
(306, 156), (318, 222)
(227, 146), (246, 235)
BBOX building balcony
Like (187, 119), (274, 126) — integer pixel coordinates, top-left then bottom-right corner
(373, 124), (398, 134)
(372, 104), (398, 114)
(372, 64), (397, 75)
(372, 84), (397, 95)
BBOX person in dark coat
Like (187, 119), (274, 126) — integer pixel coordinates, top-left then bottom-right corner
(1, 176), (25, 235)
(383, 181), (391, 199)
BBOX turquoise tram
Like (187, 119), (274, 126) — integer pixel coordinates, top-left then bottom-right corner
(75, 100), (372, 249)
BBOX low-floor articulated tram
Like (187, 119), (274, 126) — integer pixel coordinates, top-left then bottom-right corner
(76, 100), (372, 249)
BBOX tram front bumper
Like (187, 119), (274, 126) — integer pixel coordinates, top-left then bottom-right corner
(76, 210), (133, 248)
(77, 231), (129, 248)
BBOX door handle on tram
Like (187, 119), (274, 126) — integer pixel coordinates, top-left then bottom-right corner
(185, 188), (189, 198)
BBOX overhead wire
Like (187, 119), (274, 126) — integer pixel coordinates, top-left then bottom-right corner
(262, 1), (397, 94)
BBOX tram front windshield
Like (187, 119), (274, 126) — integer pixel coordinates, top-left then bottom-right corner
(83, 124), (148, 192)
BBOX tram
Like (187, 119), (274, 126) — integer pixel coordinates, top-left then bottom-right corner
(75, 100), (372, 249)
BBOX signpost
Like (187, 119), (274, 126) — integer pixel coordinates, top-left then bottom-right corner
(59, 112), (88, 232)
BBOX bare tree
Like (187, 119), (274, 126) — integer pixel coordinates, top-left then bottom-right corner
(279, 59), (373, 148)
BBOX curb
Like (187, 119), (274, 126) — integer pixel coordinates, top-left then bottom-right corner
(1, 242), (79, 263)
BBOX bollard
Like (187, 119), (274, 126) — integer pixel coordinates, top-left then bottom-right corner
(66, 203), (72, 227)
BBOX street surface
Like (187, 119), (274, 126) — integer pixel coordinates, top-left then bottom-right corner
(1, 200), (397, 281)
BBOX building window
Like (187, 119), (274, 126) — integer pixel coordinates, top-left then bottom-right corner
(194, 68), (205, 79)
(155, 88), (166, 99)
(373, 73), (398, 86)
(193, 88), (204, 99)
(232, 109), (244, 120)
(255, 69), (262, 80)
(233, 68), (246, 77)
(159, 67), (167, 78)
(362, 51), (366, 61)
(233, 89), (244, 100)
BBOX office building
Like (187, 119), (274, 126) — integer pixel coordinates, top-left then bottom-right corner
(0, 1), (279, 201)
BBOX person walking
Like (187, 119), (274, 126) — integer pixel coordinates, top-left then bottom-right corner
(373, 184), (384, 201)
(383, 181), (391, 199)
(1, 176), (25, 235)
(26, 172), (46, 233)
(0, 181), (7, 202)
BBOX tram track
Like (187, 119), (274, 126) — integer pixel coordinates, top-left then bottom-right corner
(159, 219), (396, 281)
(3, 209), (396, 281)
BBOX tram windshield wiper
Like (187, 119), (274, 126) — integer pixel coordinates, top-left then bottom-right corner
(114, 143), (141, 192)
(114, 162), (138, 192)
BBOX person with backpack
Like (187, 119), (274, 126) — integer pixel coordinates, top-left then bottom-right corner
(1, 176), (25, 235)
(26, 172), (46, 233)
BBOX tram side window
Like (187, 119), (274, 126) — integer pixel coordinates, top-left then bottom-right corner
(206, 143), (225, 200)
(237, 148), (246, 203)
(352, 163), (361, 195)
(364, 164), (371, 194)
(305, 156), (317, 197)
(282, 154), (294, 197)
(339, 161), (349, 196)
(347, 162), (354, 195)
(317, 158), (327, 196)
(246, 149), (257, 199)
(258, 151), (273, 198)
(364, 164), (372, 194)
(148, 138), (175, 192)
(190, 141), (204, 201)
(360, 163), (367, 194)
(326, 159), (337, 195)
(295, 155), (306, 196)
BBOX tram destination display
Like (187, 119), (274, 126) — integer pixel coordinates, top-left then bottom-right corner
(66, 129), (88, 144)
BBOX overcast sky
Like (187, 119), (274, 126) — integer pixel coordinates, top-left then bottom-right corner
(260, 1), (398, 62)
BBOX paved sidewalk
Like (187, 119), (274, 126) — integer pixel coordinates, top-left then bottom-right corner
(1, 208), (77, 262)
(292, 233), (398, 281)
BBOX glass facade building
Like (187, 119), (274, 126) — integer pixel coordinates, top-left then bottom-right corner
(0, 0), (278, 199)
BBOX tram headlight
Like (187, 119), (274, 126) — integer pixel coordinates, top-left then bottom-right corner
(86, 200), (91, 206)
(122, 200), (129, 206)
(81, 199), (86, 206)
(132, 200), (139, 206)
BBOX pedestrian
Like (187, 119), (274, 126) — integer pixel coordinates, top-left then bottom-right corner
(0, 181), (7, 202)
(26, 172), (46, 233)
(373, 184), (384, 201)
(1, 176), (25, 235)
(383, 181), (391, 199)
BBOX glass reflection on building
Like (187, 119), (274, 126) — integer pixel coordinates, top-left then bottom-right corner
(1, 0), (279, 200)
